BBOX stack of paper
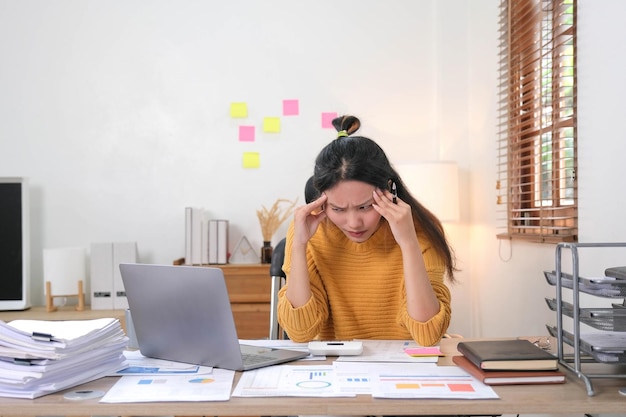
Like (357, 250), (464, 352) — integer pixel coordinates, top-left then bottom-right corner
(0, 318), (128, 399)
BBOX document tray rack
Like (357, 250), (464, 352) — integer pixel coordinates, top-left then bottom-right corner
(547, 242), (626, 396)
(545, 298), (626, 332)
(546, 324), (626, 363)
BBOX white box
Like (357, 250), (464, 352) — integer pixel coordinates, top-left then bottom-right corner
(112, 241), (137, 310)
(90, 242), (114, 310)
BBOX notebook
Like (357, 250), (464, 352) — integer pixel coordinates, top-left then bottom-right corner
(452, 355), (565, 385)
(119, 263), (308, 371)
(456, 339), (558, 371)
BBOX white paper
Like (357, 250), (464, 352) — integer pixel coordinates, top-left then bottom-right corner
(1, 318), (126, 359)
(100, 368), (235, 403)
(232, 364), (353, 397)
(0, 318), (128, 399)
(114, 350), (214, 375)
(369, 362), (499, 399)
(335, 340), (438, 363)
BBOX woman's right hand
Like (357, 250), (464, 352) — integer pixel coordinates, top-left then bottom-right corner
(292, 193), (327, 245)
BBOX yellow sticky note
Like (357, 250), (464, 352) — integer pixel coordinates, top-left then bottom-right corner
(230, 102), (248, 118)
(263, 117), (281, 133)
(242, 152), (260, 168)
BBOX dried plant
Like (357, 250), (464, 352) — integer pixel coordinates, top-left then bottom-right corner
(256, 198), (297, 242)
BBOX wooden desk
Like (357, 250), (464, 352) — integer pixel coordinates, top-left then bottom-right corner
(0, 306), (126, 331)
(1, 338), (625, 416)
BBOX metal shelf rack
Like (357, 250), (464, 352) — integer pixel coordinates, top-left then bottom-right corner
(548, 242), (626, 396)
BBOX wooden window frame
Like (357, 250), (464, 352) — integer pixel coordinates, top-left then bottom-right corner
(497, 0), (578, 243)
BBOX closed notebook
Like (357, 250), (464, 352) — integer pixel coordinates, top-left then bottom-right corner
(453, 355), (565, 385)
(456, 339), (558, 371)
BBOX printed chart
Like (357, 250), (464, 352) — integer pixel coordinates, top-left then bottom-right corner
(100, 369), (235, 403)
(232, 365), (353, 397)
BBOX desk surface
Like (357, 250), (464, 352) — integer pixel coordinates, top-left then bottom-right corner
(1, 338), (625, 416)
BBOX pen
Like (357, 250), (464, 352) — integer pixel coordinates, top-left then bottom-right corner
(392, 181), (397, 204)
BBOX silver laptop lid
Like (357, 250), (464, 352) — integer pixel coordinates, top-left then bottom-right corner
(120, 263), (245, 370)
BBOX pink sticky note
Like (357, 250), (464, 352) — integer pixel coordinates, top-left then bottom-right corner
(283, 99), (299, 116)
(321, 112), (337, 128)
(239, 125), (255, 142)
(404, 347), (444, 357)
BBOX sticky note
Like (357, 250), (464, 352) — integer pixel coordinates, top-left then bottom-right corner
(242, 152), (260, 168)
(404, 347), (444, 357)
(283, 99), (299, 116)
(230, 102), (248, 118)
(263, 117), (281, 133)
(321, 112), (337, 128)
(239, 125), (255, 142)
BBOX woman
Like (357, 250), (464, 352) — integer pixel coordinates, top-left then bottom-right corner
(277, 115), (456, 346)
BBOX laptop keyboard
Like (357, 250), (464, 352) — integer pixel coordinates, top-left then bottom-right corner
(241, 353), (276, 366)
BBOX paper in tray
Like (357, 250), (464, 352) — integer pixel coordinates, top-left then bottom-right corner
(546, 325), (626, 363)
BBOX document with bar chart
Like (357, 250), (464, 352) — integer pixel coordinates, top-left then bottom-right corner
(232, 364), (354, 397)
(369, 363), (499, 399)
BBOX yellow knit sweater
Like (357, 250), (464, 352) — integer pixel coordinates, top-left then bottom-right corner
(277, 219), (452, 346)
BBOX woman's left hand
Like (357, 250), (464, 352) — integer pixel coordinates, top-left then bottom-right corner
(372, 188), (417, 247)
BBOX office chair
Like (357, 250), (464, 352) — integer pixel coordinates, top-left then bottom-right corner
(268, 237), (287, 340)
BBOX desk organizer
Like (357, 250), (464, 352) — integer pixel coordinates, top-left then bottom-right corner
(546, 242), (626, 396)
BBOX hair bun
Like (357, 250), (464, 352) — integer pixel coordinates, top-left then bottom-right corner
(332, 115), (361, 136)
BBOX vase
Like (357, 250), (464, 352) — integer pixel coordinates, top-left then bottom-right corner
(261, 241), (273, 264)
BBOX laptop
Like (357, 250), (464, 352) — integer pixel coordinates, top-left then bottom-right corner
(119, 263), (308, 371)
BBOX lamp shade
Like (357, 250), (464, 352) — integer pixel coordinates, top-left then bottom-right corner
(394, 161), (460, 223)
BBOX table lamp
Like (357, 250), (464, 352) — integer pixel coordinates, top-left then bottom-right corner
(394, 161), (460, 223)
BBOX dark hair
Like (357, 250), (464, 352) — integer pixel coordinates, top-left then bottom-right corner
(312, 115), (457, 282)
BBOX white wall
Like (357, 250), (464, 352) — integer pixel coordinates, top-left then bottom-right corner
(0, 0), (443, 306)
(468, 0), (626, 338)
(1, 0), (624, 340)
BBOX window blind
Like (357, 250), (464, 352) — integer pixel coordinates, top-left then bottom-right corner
(496, 0), (577, 243)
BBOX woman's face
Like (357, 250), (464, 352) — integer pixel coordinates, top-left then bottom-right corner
(323, 180), (382, 243)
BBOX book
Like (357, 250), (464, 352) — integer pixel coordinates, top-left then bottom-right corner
(456, 339), (558, 371)
(184, 207), (193, 265)
(216, 219), (229, 264)
(208, 219), (218, 264)
(453, 354), (565, 385)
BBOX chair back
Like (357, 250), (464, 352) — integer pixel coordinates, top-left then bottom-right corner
(268, 238), (286, 339)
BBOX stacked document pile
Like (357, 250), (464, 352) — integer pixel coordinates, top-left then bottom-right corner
(0, 318), (128, 399)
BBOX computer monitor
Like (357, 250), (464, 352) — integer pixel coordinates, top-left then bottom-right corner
(0, 177), (30, 310)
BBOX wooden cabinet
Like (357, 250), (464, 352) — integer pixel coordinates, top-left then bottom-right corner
(218, 263), (271, 340)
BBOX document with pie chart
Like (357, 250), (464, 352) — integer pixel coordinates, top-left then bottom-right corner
(100, 368), (235, 402)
